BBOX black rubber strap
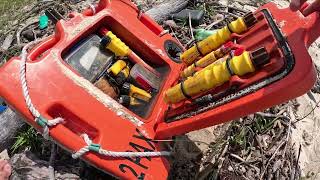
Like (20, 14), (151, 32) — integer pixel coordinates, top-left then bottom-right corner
(180, 81), (192, 99)
(195, 41), (205, 56)
(227, 23), (234, 33)
(226, 57), (235, 76)
(193, 62), (197, 67)
(226, 19), (234, 33)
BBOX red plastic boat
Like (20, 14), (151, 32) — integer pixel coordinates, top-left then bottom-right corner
(0, 0), (319, 179)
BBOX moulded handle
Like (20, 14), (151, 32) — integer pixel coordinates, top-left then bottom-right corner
(299, 3), (320, 47)
(27, 36), (59, 61)
(52, 123), (92, 154)
(27, 16), (71, 61)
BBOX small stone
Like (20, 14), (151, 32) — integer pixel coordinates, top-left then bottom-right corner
(246, 169), (254, 178)
(302, 130), (313, 146)
(239, 166), (246, 173)
(213, 14), (224, 21)
(247, 114), (255, 120)
(272, 160), (282, 173)
(228, 166), (234, 172)
(231, 2), (244, 10)
(0, 149), (9, 160)
(163, 20), (178, 29)
(21, 29), (35, 41)
(218, 0), (228, 6)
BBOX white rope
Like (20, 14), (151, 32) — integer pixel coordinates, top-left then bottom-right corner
(20, 41), (64, 139)
(88, 4), (96, 15)
(72, 134), (171, 159)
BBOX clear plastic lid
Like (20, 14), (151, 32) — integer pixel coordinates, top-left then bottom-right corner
(64, 35), (114, 82)
(130, 64), (161, 91)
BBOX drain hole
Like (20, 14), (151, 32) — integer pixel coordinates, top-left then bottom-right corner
(164, 40), (183, 63)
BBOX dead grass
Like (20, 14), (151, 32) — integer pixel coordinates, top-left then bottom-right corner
(0, 0), (36, 34)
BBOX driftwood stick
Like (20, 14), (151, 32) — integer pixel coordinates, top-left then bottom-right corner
(146, 0), (190, 23)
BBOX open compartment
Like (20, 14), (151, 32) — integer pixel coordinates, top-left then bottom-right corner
(61, 16), (171, 118)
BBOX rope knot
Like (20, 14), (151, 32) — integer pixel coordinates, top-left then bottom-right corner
(81, 134), (101, 152)
(72, 133), (171, 159)
(89, 143), (101, 153)
(35, 116), (64, 140)
(36, 116), (64, 128)
(36, 116), (48, 128)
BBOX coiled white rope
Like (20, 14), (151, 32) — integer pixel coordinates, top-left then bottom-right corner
(20, 41), (64, 139)
(72, 134), (171, 159)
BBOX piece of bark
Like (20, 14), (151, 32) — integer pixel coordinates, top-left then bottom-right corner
(0, 108), (25, 152)
(0, 34), (14, 51)
(146, 0), (190, 23)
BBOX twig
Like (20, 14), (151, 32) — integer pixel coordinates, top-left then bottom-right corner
(294, 144), (302, 179)
(16, 21), (38, 45)
(48, 143), (56, 180)
(185, 39), (196, 49)
(205, 17), (225, 30)
(225, 0), (229, 13)
(276, 108), (287, 116)
(228, 157), (239, 176)
(259, 140), (285, 180)
(293, 100), (320, 124)
(197, 139), (229, 180)
(188, 12), (194, 41)
(307, 91), (317, 104)
(214, 10), (239, 18)
(206, 2), (249, 13)
(169, 26), (184, 48)
(260, 105), (293, 179)
(230, 153), (246, 163)
(282, 106), (294, 157)
(255, 134), (266, 171)
(153, 139), (217, 149)
(255, 112), (290, 121)
(219, 138), (229, 160)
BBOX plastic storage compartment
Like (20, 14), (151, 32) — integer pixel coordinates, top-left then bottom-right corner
(130, 63), (161, 92)
(62, 27), (169, 118)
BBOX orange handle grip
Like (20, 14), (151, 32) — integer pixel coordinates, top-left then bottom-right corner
(27, 36), (59, 61)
